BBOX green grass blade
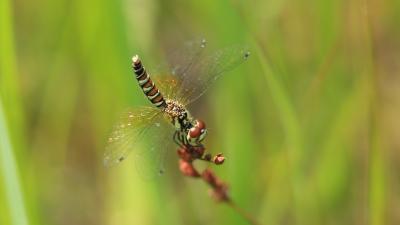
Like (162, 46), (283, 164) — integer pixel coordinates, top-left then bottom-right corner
(255, 46), (301, 151)
(362, 1), (386, 224)
(0, 0), (29, 224)
(255, 42), (305, 223)
(0, 99), (29, 225)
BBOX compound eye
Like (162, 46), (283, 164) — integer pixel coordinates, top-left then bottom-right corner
(196, 120), (206, 130)
(188, 127), (201, 138)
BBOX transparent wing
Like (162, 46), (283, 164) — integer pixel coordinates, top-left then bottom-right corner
(153, 39), (250, 105)
(153, 38), (207, 103)
(133, 118), (176, 180)
(152, 75), (182, 103)
(104, 106), (176, 179)
(177, 45), (250, 105)
(104, 106), (162, 167)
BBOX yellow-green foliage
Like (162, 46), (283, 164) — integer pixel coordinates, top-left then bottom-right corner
(1, 0), (399, 224)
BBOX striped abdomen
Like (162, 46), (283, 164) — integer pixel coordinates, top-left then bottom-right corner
(132, 55), (167, 109)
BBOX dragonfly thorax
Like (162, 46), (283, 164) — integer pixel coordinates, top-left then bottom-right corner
(164, 99), (207, 145)
(164, 99), (193, 131)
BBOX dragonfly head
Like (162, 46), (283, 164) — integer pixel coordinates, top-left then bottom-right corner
(187, 119), (207, 145)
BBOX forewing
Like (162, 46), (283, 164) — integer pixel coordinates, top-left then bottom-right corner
(153, 40), (249, 105)
(104, 106), (162, 167)
(178, 45), (250, 105)
(166, 37), (207, 79)
(152, 38), (207, 103)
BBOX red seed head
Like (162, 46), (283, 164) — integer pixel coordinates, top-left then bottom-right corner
(177, 148), (193, 162)
(213, 154), (225, 165)
(179, 160), (200, 177)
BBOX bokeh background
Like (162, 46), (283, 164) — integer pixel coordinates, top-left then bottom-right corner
(1, 0), (400, 224)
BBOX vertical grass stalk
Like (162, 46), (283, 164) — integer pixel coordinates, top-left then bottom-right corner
(255, 43), (304, 223)
(0, 0), (29, 224)
(0, 99), (29, 225)
(361, 0), (386, 224)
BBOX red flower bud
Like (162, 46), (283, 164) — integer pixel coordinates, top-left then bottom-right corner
(213, 153), (225, 165)
(179, 160), (199, 177)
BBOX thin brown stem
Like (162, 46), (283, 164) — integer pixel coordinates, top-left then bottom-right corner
(177, 144), (261, 225)
(226, 200), (262, 225)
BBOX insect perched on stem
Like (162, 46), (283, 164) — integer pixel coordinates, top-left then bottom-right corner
(104, 38), (250, 178)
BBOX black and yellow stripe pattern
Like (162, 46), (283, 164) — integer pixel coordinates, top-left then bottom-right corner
(132, 55), (167, 109)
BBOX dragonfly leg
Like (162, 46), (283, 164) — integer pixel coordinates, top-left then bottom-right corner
(173, 131), (184, 147)
(180, 132), (189, 146)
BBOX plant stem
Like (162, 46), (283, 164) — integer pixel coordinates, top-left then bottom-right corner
(226, 200), (262, 225)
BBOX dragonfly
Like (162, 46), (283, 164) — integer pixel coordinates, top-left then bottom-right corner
(104, 38), (250, 178)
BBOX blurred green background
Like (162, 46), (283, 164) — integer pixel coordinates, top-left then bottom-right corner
(1, 0), (400, 224)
